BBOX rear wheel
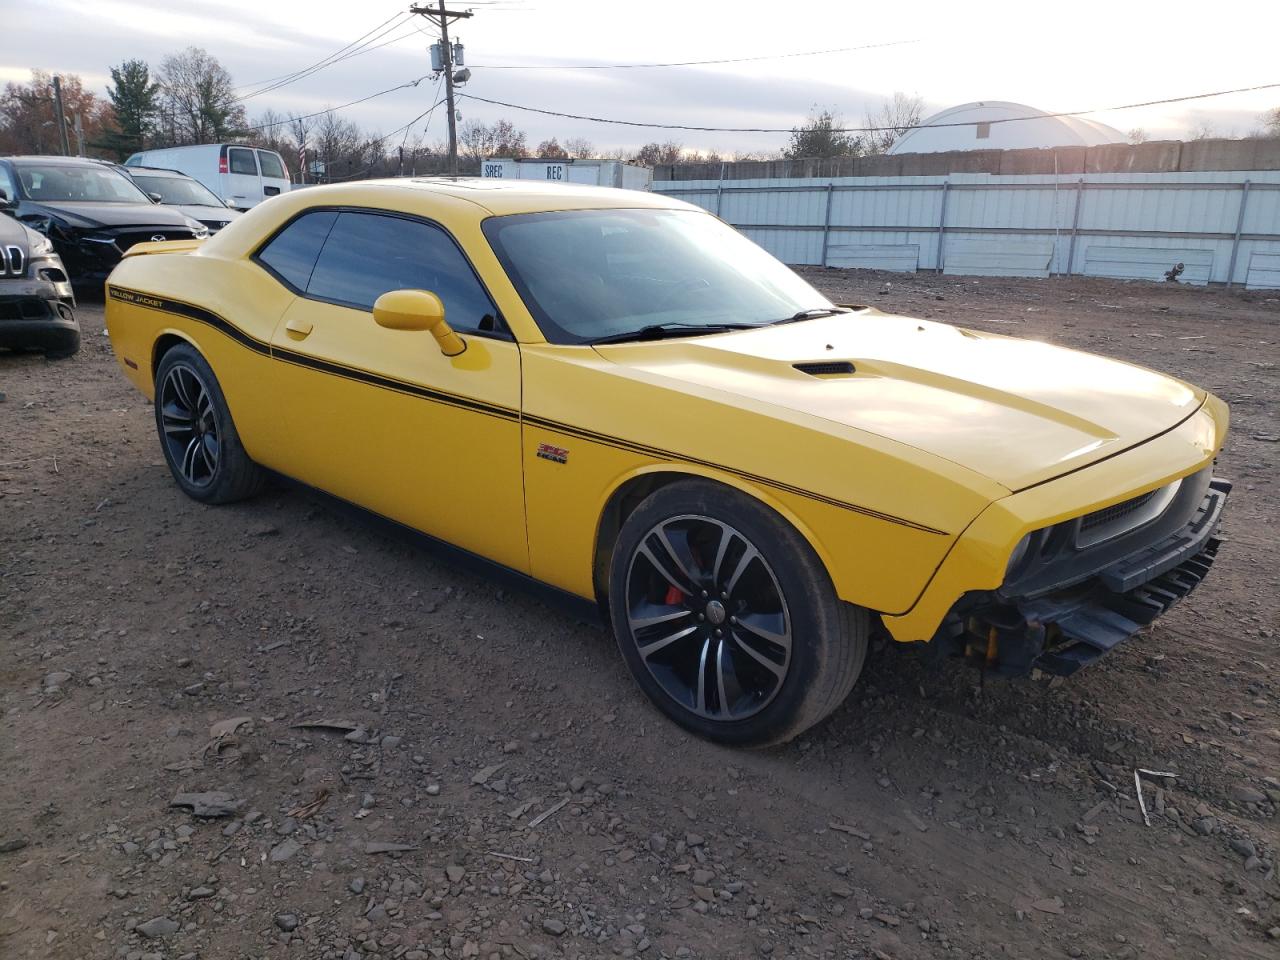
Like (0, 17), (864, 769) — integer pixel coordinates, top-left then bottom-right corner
(154, 343), (264, 504)
(608, 479), (867, 747)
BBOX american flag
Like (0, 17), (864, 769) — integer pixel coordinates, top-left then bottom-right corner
(297, 143), (307, 185)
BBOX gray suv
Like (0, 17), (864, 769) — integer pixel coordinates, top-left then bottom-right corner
(0, 197), (79, 358)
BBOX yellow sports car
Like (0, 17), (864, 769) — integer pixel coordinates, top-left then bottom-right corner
(105, 179), (1230, 746)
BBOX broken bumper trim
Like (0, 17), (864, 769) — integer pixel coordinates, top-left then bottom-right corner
(941, 478), (1230, 677)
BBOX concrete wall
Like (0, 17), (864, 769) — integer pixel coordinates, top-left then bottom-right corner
(654, 138), (1280, 182)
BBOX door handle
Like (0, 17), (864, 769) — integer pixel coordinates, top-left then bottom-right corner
(285, 317), (314, 338)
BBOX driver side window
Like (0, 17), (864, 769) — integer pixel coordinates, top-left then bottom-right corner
(306, 211), (501, 335)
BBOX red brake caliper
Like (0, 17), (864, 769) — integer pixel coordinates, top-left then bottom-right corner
(664, 585), (684, 606)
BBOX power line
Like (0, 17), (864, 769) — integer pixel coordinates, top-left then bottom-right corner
(458, 81), (1280, 134)
(470, 37), (918, 70)
(236, 12), (414, 101)
(235, 12), (408, 93)
(324, 98), (449, 181)
(240, 76), (431, 131)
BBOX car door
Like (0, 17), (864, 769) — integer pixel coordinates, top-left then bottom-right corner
(255, 150), (290, 200)
(225, 146), (261, 209)
(260, 208), (528, 573)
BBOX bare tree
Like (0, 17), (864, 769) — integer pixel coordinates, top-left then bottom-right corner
(631, 141), (684, 166)
(862, 92), (924, 155)
(157, 47), (246, 145)
(563, 136), (594, 159)
(1187, 120), (1219, 141)
(1127, 127), (1149, 144)
(0, 70), (113, 156)
(536, 137), (568, 159)
(459, 118), (528, 161)
(1261, 107), (1280, 138)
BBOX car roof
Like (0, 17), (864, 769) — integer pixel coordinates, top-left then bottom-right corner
(3, 155), (118, 167)
(125, 166), (191, 178)
(381, 177), (687, 216)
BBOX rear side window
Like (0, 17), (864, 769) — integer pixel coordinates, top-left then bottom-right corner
(306, 211), (498, 333)
(228, 148), (258, 176)
(256, 211), (338, 291)
(257, 151), (286, 180)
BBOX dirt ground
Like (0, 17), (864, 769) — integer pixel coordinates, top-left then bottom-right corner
(2, 271), (1277, 960)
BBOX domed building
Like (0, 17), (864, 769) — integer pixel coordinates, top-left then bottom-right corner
(887, 101), (1126, 154)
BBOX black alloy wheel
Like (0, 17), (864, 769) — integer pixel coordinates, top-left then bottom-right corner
(609, 480), (868, 747)
(625, 515), (792, 721)
(159, 362), (220, 489)
(153, 343), (265, 504)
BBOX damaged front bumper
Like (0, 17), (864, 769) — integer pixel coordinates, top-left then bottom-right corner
(934, 474), (1230, 677)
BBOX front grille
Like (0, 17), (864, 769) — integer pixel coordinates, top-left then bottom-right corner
(0, 299), (52, 321)
(0, 245), (25, 277)
(1080, 490), (1157, 535)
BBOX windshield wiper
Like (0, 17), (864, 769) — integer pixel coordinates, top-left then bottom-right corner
(589, 322), (762, 345)
(769, 307), (854, 325)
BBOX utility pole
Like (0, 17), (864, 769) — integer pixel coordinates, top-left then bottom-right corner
(409, 2), (472, 177)
(51, 76), (71, 157)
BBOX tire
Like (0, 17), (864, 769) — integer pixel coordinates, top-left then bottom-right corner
(608, 479), (868, 747)
(153, 343), (265, 504)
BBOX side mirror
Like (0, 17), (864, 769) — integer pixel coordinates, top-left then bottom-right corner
(0, 190), (14, 212)
(148, 192), (164, 204)
(224, 198), (237, 209)
(372, 289), (466, 357)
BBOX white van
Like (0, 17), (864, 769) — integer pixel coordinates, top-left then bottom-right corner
(124, 144), (291, 211)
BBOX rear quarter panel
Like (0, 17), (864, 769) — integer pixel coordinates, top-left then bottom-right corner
(105, 249), (298, 469)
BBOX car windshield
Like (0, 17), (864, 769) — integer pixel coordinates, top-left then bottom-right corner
(482, 208), (835, 344)
(16, 164), (152, 204)
(131, 174), (223, 207)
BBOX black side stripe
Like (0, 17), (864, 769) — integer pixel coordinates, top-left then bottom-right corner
(521, 415), (947, 534)
(109, 284), (519, 423)
(108, 284), (948, 536)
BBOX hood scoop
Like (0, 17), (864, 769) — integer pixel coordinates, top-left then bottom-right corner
(794, 360), (856, 377)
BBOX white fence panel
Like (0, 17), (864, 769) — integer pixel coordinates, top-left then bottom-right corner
(653, 173), (1280, 286)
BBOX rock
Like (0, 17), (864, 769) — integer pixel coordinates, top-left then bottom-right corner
(0, 838), (29, 854)
(1267, 927), (1280, 940)
(1031, 897), (1064, 915)
(136, 917), (179, 939)
(187, 887), (215, 900)
(1229, 837), (1257, 859)
(1192, 817), (1217, 836)
(541, 918), (566, 936)
(381, 736), (402, 750)
(170, 791), (243, 818)
(275, 913), (299, 932)
(446, 865), (466, 883)
(349, 877), (366, 894)
(426, 784), (441, 796)
(692, 886), (714, 902)
(1232, 785), (1267, 805)
(569, 776), (587, 793)
(691, 869), (713, 885)
(269, 838), (303, 863)
(649, 833), (668, 853)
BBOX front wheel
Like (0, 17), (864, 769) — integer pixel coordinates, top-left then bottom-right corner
(153, 343), (265, 504)
(608, 480), (867, 747)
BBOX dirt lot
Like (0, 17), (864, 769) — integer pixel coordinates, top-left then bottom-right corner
(2, 272), (1277, 960)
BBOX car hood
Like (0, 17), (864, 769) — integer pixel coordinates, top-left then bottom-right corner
(22, 200), (194, 230)
(591, 311), (1204, 491)
(0, 212), (36, 248)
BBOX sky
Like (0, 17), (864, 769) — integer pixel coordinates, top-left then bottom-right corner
(4, 0), (1277, 156)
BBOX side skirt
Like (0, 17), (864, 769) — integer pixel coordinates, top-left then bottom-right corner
(265, 470), (606, 628)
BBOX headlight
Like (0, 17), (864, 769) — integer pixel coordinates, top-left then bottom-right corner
(183, 217), (210, 239)
(1005, 533), (1033, 577)
(22, 215), (57, 237)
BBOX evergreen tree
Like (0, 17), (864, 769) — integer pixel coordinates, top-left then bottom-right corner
(100, 59), (159, 158)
